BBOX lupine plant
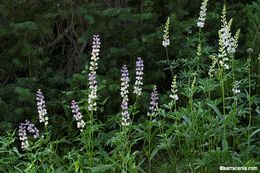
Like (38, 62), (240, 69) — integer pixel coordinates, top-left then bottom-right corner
(18, 120), (39, 149)
(36, 89), (48, 127)
(0, 2), (260, 173)
(197, 0), (209, 28)
(121, 65), (131, 127)
(70, 100), (85, 131)
(133, 57), (144, 97)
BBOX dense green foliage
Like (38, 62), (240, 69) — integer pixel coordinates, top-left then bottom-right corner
(0, 0), (260, 172)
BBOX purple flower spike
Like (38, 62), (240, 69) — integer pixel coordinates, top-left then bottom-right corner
(18, 120), (39, 149)
(133, 57), (144, 96)
(120, 65), (130, 126)
(148, 85), (159, 117)
(71, 100), (85, 131)
(88, 34), (101, 111)
(36, 89), (48, 126)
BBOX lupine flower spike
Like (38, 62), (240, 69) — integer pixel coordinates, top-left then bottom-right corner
(71, 100), (85, 131)
(133, 57), (144, 96)
(36, 89), (48, 126)
(120, 65), (130, 126)
(18, 120), (39, 149)
(148, 85), (159, 117)
(218, 30), (229, 70)
(170, 75), (179, 101)
(231, 29), (240, 54)
(88, 34), (101, 112)
(195, 43), (202, 60)
(162, 17), (170, 47)
(218, 5), (240, 69)
(197, 0), (209, 28)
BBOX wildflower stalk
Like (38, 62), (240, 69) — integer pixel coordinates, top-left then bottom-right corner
(162, 17), (173, 77)
(231, 30), (240, 111)
(147, 105), (154, 173)
(18, 120), (39, 150)
(133, 57), (144, 97)
(197, 0), (209, 29)
(119, 64), (132, 171)
(196, 0), (208, 71)
(199, 28), (202, 42)
(208, 55), (217, 99)
(121, 65), (131, 127)
(36, 89), (49, 128)
(248, 56), (252, 127)
(221, 70), (226, 116)
(70, 100), (85, 132)
(88, 35), (101, 112)
(219, 68), (227, 146)
(217, 5), (229, 116)
(196, 43), (202, 72)
(231, 55), (235, 85)
(170, 75), (179, 111)
(121, 127), (131, 172)
(147, 86), (159, 118)
(246, 51), (252, 159)
(166, 46), (173, 76)
(231, 56), (237, 112)
(232, 81), (241, 116)
(146, 85), (159, 172)
(87, 34), (101, 168)
(131, 57), (144, 122)
(189, 76), (196, 111)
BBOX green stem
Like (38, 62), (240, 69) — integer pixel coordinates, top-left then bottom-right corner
(231, 56), (237, 112)
(189, 93), (193, 111)
(148, 126), (152, 173)
(248, 57), (252, 126)
(221, 71), (226, 116)
(220, 69), (226, 142)
(247, 55), (252, 159)
(131, 97), (138, 123)
(197, 28), (202, 73)
(174, 101), (177, 112)
(189, 77), (196, 111)
(199, 28), (202, 43)
(166, 46), (173, 77)
(91, 110), (94, 168)
(123, 127), (131, 172)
